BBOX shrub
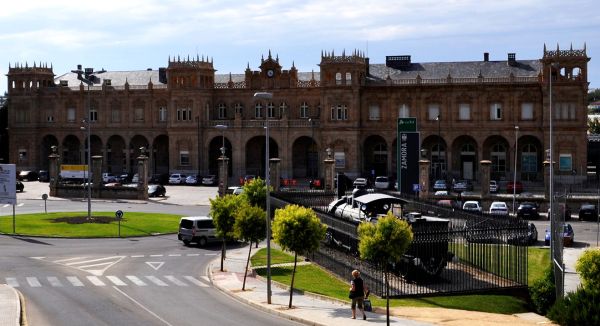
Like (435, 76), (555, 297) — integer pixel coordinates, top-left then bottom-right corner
(529, 265), (556, 315)
(547, 288), (600, 325)
(575, 248), (600, 291)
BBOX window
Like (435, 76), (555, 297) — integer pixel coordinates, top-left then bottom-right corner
(559, 154), (572, 172)
(555, 102), (576, 120)
(428, 104), (440, 120)
(521, 103), (534, 120)
(459, 103), (470, 120)
(267, 102), (275, 118)
(177, 108), (192, 121)
(522, 144), (537, 173)
(18, 149), (27, 162)
(398, 104), (409, 118)
(255, 103), (263, 118)
(345, 72), (352, 85)
(111, 109), (120, 122)
(179, 151), (190, 166)
(335, 72), (342, 85)
(67, 108), (76, 122)
(490, 103), (502, 120)
(90, 107), (98, 122)
(217, 103), (227, 119)
(135, 108), (144, 121)
(330, 105), (348, 120)
(300, 102), (309, 118)
(47, 115), (54, 123)
(159, 107), (167, 122)
(368, 105), (380, 120)
(234, 103), (243, 115)
(491, 143), (507, 173)
(279, 102), (287, 118)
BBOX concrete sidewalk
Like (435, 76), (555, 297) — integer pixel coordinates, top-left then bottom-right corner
(0, 284), (21, 326)
(208, 243), (556, 326)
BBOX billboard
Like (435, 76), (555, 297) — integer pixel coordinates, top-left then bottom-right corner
(60, 164), (91, 179)
(0, 164), (17, 205)
(398, 132), (420, 195)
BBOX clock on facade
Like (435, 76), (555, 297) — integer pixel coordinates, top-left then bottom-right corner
(266, 69), (274, 77)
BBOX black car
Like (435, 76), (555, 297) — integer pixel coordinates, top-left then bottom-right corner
(516, 202), (540, 219)
(149, 173), (169, 185)
(148, 184), (166, 197)
(508, 222), (538, 246)
(118, 173), (133, 183)
(16, 181), (24, 192)
(18, 170), (38, 181)
(38, 170), (49, 182)
(547, 203), (572, 221)
(579, 203), (598, 221)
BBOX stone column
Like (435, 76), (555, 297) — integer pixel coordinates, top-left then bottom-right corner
(92, 155), (102, 198)
(324, 148), (335, 191)
(48, 146), (60, 197)
(419, 159), (430, 199)
(480, 160), (492, 198)
(269, 158), (281, 192)
(218, 155), (230, 197)
(137, 153), (149, 200)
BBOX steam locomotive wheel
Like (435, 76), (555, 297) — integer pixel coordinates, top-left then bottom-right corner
(420, 257), (446, 276)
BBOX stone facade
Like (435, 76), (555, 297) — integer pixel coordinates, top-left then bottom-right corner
(5, 45), (590, 186)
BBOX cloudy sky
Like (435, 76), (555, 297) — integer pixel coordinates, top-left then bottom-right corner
(1, 0), (599, 93)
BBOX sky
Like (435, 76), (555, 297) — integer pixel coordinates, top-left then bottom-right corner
(1, 0), (599, 93)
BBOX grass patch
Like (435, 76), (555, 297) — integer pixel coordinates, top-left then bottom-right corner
(0, 212), (182, 237)
(251, 248), (297, 266)
(253, 248), (530, 314)
(528, 247), (550, 285)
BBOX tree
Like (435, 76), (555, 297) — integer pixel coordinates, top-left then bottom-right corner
(272, 204), (326, 308)
(233, 202), (266, 290)
(209, 194), (243, 271)
(588, 88), (600, 105)
(241, 177), (268, 209)
(588, 117), (600, 134)
(357, 213), (413, 326)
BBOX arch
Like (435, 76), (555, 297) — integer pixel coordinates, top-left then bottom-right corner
(62, 135), (81, 164)
(363, 135), (388, 178)
(106, 135), (127, 173)
(518, 135), (543, 181)
(451, 135), (478, 180)
(40, 135), (59, 170)
(421, 134), (448, 180)
(483, 135), (510, 181)
(208, 136), (232, 176)
(152, 135), (169, 174)
(291, 136), (318, 178)
(128, 135), (150, 174)
(245, 136), (279, 178)
(83, 135), (103, 165)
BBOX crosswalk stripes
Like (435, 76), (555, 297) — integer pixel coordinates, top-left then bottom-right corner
(4, 275), (210, 289)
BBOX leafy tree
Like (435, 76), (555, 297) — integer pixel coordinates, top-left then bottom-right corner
(588, 88), (600, 105)
(576, 248), (600, 291)
(209, 194), (243, 271)
(241, 177), (268, 209)
(233, 202), (266, 290)
(588, 117), (600, 134)
(358, 213), (413, 326)
(272, 204), (326, 308)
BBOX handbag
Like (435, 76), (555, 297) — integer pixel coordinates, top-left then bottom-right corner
(363, 299), (372, 312)
(348, 290), (355, 299)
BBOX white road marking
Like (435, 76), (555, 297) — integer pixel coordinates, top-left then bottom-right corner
(29, 257), (45, 260)
(54, 257), (88, 263)
(17, 203), (24, 207)
(164, 275), (187, 286)
(67, 276), (84, 287)
(200, 276), (210, 284)
(87, 276), (106, 286)
(183, 276), (209, 287)
(126, 275), (147, 286)
(47, 277), (63, 287)
(186, 254), (200, 256)
(130, 255), (144, 258)
(65, 256), (122, 266)
(145, 276), (168, 286)
(112, 286), (174, 326)
(149, 254), (163, 257)
(107, 276), (127, 286)
(146, 262), (165, 271)
(204, 253), (218, 256)
(26, 277), (41, 287)
(167, 254), (181, 257)
(5, 277), (19, 287)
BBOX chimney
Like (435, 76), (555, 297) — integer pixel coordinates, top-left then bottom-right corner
(484, 52), (489, 62)
(158, 68), (167, 84)
(508, 53), (516, 66)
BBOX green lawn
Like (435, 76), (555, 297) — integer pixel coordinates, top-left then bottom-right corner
(251, 248), (540, 314)
(528, 247), (550, 285)
(0, 212), (182, 237)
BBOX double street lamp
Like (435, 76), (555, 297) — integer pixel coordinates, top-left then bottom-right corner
(215, 124), (228, 197)
(512, 126), (519, 216)
(253, 91), (273, 304)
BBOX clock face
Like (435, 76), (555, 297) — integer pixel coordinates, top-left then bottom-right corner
(267, 69), (274, 77)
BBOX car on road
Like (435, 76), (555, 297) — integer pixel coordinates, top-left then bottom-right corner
(506, 181), (524, 194)
(545, 223), (575, 247)
(462, 200), (482, 213)
(489, 180), (498, 193)
(578, 203), (598, 221)
(433, 179), (448, 191)
(16, 181), (24, 192)
(452, 180), (473, 192)
(509, 222), (538, 246)
(202, 175), (218, 186)
(547, 203), (572, 221)
(18, 170), (38, 181)
(489, 201), (509, 216)
(516, 202), (540, 219)
(148, 184), (166, 197)
(102, 173), (117, 183)
(353, 177), (368, 188)
(374, 176), (390, 190)
(178, 216), (219, 247)
(168, 173), (187, 184)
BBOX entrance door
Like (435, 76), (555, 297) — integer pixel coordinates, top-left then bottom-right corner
(463, 161), (473, 180)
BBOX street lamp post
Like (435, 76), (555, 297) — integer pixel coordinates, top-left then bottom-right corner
(513, 126), (519, 216)
(215, 124), (228, 197)
(309, 118), (315, 178)
(71, 65), (95, 221)
(436, 114), (441, 180)
(253, 91), (273, 304)
(196, 117), (201, 176)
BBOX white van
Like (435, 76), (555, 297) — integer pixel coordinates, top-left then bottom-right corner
(177, 216), (219, 246)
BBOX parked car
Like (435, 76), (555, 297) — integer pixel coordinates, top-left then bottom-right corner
(118, 173), (133, 183)
(578, 203), (598, 221)
(516, 202), (540, 219)
(506, 181), (524, 194)
(437, 199), (462, 209)
(462, 200), (482, 213)
(185, 175), (201, 185)
(509, 222), (538, 246)
(489, 201), (509, 216)
(18, 170), (38, 181)
(16, 181), (24, 192)
(434, 190), (449, 196)
(452, 180), (473, 192)
(374, 176), (390, 190)
(433, 179), (448, 191)
(202, 175), (218, 186)
(545, 223), (575, 247)
(38, 170), (49, 182)
(149, 173), (169, 185)
(489, 180), (498, 193)
(353, 177), (368, 188)
(102, 173), (117, 183)
(148, 184), (166, 197)
(547, 203), (572, 221)
(131, 173), (140, 183)
(168, 173), (187, 184)
(177, 216), (219, 247)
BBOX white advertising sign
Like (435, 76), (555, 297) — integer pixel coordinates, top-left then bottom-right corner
(0, 164), (17, 205)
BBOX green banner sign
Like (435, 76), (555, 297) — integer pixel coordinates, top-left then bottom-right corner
(397, 117), (417, 132)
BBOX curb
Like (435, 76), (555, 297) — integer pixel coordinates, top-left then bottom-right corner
(17, 289), (27, 326)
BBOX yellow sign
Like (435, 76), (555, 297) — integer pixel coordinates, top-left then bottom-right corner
(61, 165), (88, 171)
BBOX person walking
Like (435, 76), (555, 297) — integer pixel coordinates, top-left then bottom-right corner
(349, 269), (368, 320)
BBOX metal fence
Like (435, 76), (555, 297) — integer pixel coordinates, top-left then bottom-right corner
(273, 190), (529, 298)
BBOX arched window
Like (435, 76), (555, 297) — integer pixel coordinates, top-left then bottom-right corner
(254, 102), (263, 118)
(345, 72), (352, 85)
(300, 102), (309, 118)
(491, 143), (507, 173)
(335, 72), (342, 85)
